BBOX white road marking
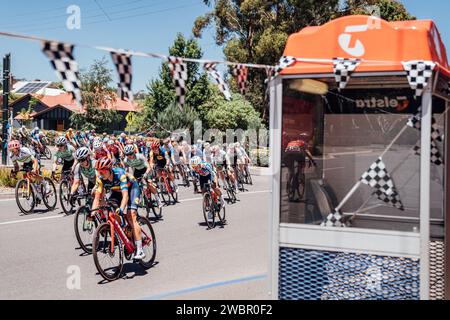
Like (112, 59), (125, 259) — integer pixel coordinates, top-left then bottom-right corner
(0, 215), (63, 227)
(0, 190), (271, 226)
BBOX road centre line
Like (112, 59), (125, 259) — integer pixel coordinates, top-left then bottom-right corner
(142, 273), (268, 300)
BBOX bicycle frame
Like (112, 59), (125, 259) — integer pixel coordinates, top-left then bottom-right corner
(106, 210), (152, 256)
(160, 169), (173, 194)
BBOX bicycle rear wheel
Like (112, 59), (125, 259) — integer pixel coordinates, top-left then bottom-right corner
(59, 180), (74, 215)
(137, 216), (157, 269)
(217, 203), (226, 225)
(42, 177), (57, 210)
(202, 193), (215, 229)
(44, 146), (52, 159)
(157, 178), (169, 205)
(74, 205), (97, 254)
(15, 179), (35, 214)
(92, 222), (123, 281)
(149, 192), (163, 219)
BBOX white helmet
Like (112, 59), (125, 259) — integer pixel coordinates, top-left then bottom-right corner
(75, 147), (90, 160)
(190, 156), (202, 167)
(55, 136), (67, 145)
(107, 139), (114, 146)
(235, 142), (241, 148)
(124, 144), (136, 155)
(93, 140), (103, 150)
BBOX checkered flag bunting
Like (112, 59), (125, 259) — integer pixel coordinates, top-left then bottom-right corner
(413, 139), (444, 166)
(204, 62), (231, 101)
(321, 209), (348, 228)
(373, 190), (404, 211)
(167, 56), (188, 107)
(41, 41), (82, 108)
(232, 64), (248, 95)
(111, 50), (133, 103)
(332, 58), (360, 91)
(402, 60), (436, 98)
(360, 157), (404, 210)
(407, 110), (443, 142)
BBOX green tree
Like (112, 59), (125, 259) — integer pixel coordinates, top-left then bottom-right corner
(70, 57), (123, 132)
(343, 0), (415, 20)
(194, 0), (414, 120)
(140, 33), (212, 129)
(202, 87), (263, 132)
(154, 103), (200, 138)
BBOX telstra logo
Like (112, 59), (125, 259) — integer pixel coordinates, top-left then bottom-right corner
(355, 96), (410, 111)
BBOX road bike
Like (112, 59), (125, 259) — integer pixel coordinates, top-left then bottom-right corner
(14, 168), (57, 214)
(92, 201), (157, 281)
(221, 167), (237, 204)
(73, 192), (105, 254)
(137, 177), (163, 220)
(58, 170), (84, 215)
(202, 182), (226, 229)
(156, 167), (178, 205)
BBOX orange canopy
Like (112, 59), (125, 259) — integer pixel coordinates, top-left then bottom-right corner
(281, 15), (450, 77)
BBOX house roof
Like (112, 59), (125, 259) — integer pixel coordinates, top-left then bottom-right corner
(281, 15), (450, 77)
(12, 92), (141, 120)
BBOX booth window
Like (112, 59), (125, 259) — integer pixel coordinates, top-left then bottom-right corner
(280, 78), (445, 233)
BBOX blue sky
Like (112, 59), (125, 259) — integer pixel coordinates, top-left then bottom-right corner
(0, 0), (449, 91)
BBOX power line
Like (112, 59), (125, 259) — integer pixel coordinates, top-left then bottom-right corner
(11, 1), (201, 34)
(0, 0), (150, 30)
(94, 0), (112, 21)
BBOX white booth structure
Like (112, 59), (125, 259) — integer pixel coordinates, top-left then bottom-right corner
(269, 15), (450, 300)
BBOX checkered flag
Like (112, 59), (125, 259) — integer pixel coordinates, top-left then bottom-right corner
(413, 139), (443, 166)
(406, 109), (421, 130)
(321, 209), (348, 228)
(374, 190), (404, 211)
(111, 50), (133, 103)
(402, 60), (436, 98)
(204, 62), (231, 101)
(167, 56), (188, 107)
(360, 157), (404, 210)
(407, 110), (443, 142)
(332, 58), (360, 91)
(273, 56), (296, 78)
(41, 41), (82, 108)
(232, 64), (248, 95)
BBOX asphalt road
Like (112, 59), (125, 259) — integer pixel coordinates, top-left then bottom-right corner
(0, 174), (271, 300)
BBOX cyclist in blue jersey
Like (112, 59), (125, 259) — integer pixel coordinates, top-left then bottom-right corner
(92, 158), (146, 260)
(190, 156), (224, 207)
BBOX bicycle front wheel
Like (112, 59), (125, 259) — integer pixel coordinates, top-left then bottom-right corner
(202, 193), (215, 229)
(59, 180), (74, 215)
(137, 216), (157, 269)
(74, 205), (97, 254)
(15, 179), (35, 214)
(92, 223), (124, 281)
(42, 177), (57, 210)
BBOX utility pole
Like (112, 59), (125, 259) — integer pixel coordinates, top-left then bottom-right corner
(2, 53), (11, 165)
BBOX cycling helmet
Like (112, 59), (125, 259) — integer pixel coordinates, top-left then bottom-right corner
(124, 144), (136, 155)
(235, 142), (241, 148)
(126, 139), (133, 145)
(8, 140), (20, 149)
(120, 132), (126, 138)
(146, 141), (152, 148)
(75, 147), (90, 160)
(39, 131), (45, 137)
(93, 140), (103, 150)
(190, 156), (202, 168)
(89, 136), (94, 141)
(103, 137), (109, 143)
(151, 141), (160, 150)
(107, 139), (115, 146)
(55, 136), (67, 146)
(204, 142), (210, 149)
(95, 157), (113, 170)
